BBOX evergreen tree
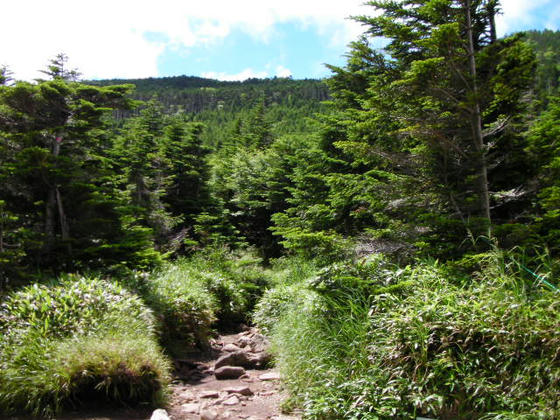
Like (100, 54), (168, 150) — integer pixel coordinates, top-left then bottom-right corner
(355, 0), (535, 236)
(526, 97), (560, 252)
(0, 56), (161, 279)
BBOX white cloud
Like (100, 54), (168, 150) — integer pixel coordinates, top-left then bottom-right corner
(496, 0), (560, 35)
(202, 68), (269, 81)
(275, 65), (292, 78)
(0, 0), (556, 81)
(0, 0), (369, 80)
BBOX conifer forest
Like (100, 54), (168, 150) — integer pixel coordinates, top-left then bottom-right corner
(0, 1), (559, 419)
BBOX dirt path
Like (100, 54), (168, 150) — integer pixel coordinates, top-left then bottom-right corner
(163, 329), (301, 420)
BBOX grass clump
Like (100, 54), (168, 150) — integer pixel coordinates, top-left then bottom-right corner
(135, 247), (269, 352)
(0, 276), (171, 417)
(143, 262), (219, 350)
(253, 282), (316, 335)
(270, 253), (560, 419)
(252, 256), (319, 334)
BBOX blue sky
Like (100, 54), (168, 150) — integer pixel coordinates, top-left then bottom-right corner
(153, 21), (351, 80)
(2, 0), (559, 81)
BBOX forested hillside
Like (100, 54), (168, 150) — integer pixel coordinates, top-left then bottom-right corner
(1, 2), (559, 419)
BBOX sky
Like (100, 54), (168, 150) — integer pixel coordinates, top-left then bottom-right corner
(2, 0), (559, 82)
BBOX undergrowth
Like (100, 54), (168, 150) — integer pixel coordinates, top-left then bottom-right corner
(267, 252), (560, 419)
(0, 276), (170, 417)
(126, 247), (269, 353)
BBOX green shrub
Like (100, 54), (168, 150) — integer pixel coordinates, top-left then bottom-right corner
(144, 263), (218, 350)
(308, 254), (413, 303)
(253, 283), (317, 335)
(271, 254), (560, 419)
(0, 276), (170, 417)
(141, 249), (269, 351)
(266, 256), (318, 286)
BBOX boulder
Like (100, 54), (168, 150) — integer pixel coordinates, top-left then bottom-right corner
(214, 365), (246, 380)
(248, 333), (269, 353)
(247, 351), (272, 369)
(215, 350), (252, 369)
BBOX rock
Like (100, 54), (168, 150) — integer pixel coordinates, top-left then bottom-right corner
(224, 385), (254, 396)
(214, 365), (246, 379)
(249, 333), (269, 353)
(223, 343), (242, 352)
(259, 372), (281, 381)
(215, 350), (252, 369)
(200, 408), (219, 420)
(174, 358), (199, 369)
(222, 395), (240, 406)
(181, 402), (200, 414)
(150, 409), (171, 420)
(215, 349), (272, 370)
(237, 335), (251, 347)
(248, 351), (272, 369)
(199, 390), (220, 398)
(178, 390), (195, 400)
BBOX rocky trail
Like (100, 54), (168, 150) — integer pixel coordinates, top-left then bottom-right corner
(159, 328), (301, 420)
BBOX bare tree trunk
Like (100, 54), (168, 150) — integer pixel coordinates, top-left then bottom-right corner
(56, 187), (69, 241)
(486, 0), (498, 43)
(465, 0), (492, 237)
(44, 135), (71, 252)
(45, 186), (56, 251)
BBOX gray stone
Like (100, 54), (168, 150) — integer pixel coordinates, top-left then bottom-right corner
(215, 350), (252, 369)
(237, 335), (251, 347)
(150, 409), (171, 420)
(200, 408), (219, 420)
(214, 365), (246, 379)
(222, 395), (240, 406)
(224, 385), (254, 396)
(259, 372), (281, 381)
(199, 390), (220, 398)
(181, 402), (200, 413)
(249, 333), (270, 353)
(223, 343), (242, 352)
(248, 351), (272, 369)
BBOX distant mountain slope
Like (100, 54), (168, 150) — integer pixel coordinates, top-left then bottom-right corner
(90, 76), (330, 114)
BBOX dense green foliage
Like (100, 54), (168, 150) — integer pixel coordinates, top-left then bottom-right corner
(136, 248), (268, 353)
(526, 30), (560, 109)
(268, 253), (559, 419)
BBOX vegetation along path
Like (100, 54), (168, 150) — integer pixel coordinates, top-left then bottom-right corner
(53, 328), (299, 420)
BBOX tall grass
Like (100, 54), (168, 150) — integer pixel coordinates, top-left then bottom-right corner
(126, 247), (270, 353)
(0, 276), (171, 417)
(268, 252), (560, 419)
